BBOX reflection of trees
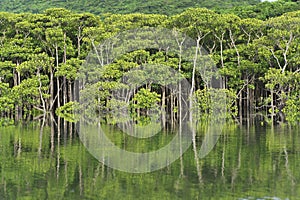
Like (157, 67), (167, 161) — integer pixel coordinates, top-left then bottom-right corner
(1, 124), (300, 199)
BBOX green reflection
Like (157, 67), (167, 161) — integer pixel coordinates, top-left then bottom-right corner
(0, 124), (299, 199)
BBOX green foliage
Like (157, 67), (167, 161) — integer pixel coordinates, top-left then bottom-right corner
(0, 0), (260, 16)
(130, 88), (161, 125)
(226, 0), (300, 20)
(56, 58), (82, 80)
(0, 82), (14, 112)
(283, 95), (300, 125)
(12, 75), (50, 115)
(17, 53), (54, 75)
(0, 83), (14, 126)
(56, 101), (79, 122)
(194, 88), (237, 121)
(0, 118), (14, 126)
(0, 61), (14, 82)
(260, 68), (300, 124)
(1, 6), (300, 126)
(131, 88), (160, 110)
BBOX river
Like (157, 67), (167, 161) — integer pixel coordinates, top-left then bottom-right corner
(0, 122), (299, 199)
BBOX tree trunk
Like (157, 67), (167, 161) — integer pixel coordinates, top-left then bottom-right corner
(63, 32), (67, 64)
(77, 27), (82, 57)
(55, 45), (60, 109)
(239, 91), (243, 125)
(68, 80), (72, 102)
(13, 67), (19, 121)
(190, 37), (201, 122)
(247, 83), (250, 121)
(170, 91), (174, 128)
(37, 68), (46, 114)
(63, 32), (67, 105)
(49, 66), (54, 111)
(57, 77), (60, 108)
(63, 77), (67, 105)
(160, 86), (166, 129)
(271, 89), (274, 125)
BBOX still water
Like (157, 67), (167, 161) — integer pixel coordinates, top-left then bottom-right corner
(0, 122), (300, 200)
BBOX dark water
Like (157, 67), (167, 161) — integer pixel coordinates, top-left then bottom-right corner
(0, 123), (300, 200)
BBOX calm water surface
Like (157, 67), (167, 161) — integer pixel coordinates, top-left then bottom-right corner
(0, 123), (300, 200)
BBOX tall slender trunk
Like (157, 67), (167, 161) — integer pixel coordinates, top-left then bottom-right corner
(13, 67), (19, 121)
(248, 77), (255, 126)
(177, 35), (184, 177)
(57, 77), (60, 108)
(74, 80), (79, 102)
(271, 89), (274, 125)
(37, 68), (46, 114)
(63, 32), (67, 105)
(49, 66), (54, 111)
(63, 32), (67, 64)
(239, 92), (243, 125)
(68, 80), (73, 102)
(161, 86), (166, 129)
(55, 45), (60, 109)
(170, 91), (174, 129)
(50, 114), (55, 153)
(215, 33), (225, 89)
(77, 27), (82, 57)
(190, 37), (201, 121)
(63, 77), (67, 105)
(247, 83), (250, 122)
(17, 70), (22, 120)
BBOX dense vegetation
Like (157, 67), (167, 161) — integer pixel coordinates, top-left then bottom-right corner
(226, 0), (300, 19)
(1, 0), (300, 19)
(0, 0), (260, 15)
(0, 4), (300, 127)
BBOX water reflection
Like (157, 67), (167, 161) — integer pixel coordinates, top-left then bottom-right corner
(0, 122), (299, 199)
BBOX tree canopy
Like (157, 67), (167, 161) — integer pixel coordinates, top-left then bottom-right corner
(0, 5), (300, 127)
(0, 0), (260, 15)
